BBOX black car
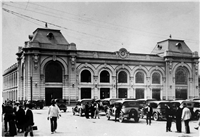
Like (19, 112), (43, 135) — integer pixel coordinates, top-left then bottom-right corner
(26, 100), (45, 109)
(55, 99), (67, 112)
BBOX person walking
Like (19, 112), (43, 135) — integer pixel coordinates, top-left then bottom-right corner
(85, 102), (89, 119)
(194, 114), (200, 130)
(48, 100), (60, 134)
(145, 103), (152, 125)
(165, 104), (173, 132)
(175, 104), (182, 133)
(94, 102), (100, 119)
(115, 104), (121, 122)
(181, 103), (191, 134)
(16, 105), (25, 133)
(24, 103), (34, 137)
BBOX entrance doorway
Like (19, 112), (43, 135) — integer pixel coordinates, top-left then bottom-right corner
(45, 88), (62, 106)
(81, 88), (91, 99)
(100, 88), (110, 99)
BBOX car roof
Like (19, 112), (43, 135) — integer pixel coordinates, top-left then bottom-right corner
(170, 100), (193, 103)
(115, 100), (138, 104)
(78, 99), (94, 102)
(137, 98), (157, 101)
(149, 100), (170, 104)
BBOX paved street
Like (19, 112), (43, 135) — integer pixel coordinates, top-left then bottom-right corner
(2, 106), (200, 136)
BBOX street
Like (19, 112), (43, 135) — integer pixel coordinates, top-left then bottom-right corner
(2, 106), (199, 136)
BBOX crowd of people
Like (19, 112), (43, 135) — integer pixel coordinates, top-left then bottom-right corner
(84, 101), (101, 119)
(143, 102), (199, 134)
(2, 100), (34, 137)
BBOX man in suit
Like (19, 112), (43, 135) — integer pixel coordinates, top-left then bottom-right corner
(24, 103), (34, 137)
(175, 104), (182, 133)
(145, 103), (153, 125)
(181, 103), (191, 134)
(165, 104), (173, 132)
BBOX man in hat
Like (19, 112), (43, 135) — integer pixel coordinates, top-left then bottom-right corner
(181, 103), (191, 134)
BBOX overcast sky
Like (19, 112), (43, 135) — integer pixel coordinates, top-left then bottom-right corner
(1, 0), (199, 72)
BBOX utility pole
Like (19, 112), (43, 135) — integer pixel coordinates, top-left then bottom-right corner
(30, 76), (32, 103)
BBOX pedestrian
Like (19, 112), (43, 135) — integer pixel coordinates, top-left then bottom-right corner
(48, 99), (60, 134)
(85, 102), (89, 119)
(3, 102), (9, 132)
(90, 102), (95, 118)
(24, 103), (34, 137)
(165, 104), (173, 132)
(145, 103), (152, 125)
(5, 102), (17, 137)
(94, 102), (100, 119)
(115, 103), (121, 122)
(181, 103), (191, 134)
(194, 113), (200, 130)
(16, 105), (25, 133)
(175, 104), (182, 133)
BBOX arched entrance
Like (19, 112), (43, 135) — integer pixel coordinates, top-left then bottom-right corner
(175, 66), (188, 99)
(45, 61), (63, 106)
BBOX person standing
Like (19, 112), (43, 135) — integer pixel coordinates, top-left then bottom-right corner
(24, 103), (34, 137)
(165, 104), (173, 132)
(16, 105), (25, 133)
(48, 100), (60, 134)
(175, 104), (182, 133)
(145, 103), (153, 125)
(94, 102), (100, 119)
(90, 102), (95, 119)
(115, 104), (121, 122)
(181, 103), (191, 134)
(85, 102), (89, 119)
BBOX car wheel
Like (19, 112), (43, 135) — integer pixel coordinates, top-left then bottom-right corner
(153, 112), (159, 121)
(119, 113), (124, 123)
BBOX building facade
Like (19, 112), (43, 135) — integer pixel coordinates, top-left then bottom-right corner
(2, 27), (199, 105)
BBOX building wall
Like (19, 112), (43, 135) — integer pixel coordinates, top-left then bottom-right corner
(2, 27), (199, 104)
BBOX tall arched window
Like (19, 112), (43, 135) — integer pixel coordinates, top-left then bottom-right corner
(118, 71), (127, 83)
(100, 70), (110, 83)
(81, 70), (91, 82)
(45, 61), (62, 82)
(175, 67), (188, 85)
(135, 72), (144, 83)
(175, 66), (188, 99)
(152, 72), (161, 84)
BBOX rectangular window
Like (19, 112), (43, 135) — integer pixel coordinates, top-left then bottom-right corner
(152, 89), (160, 100)
(135, 88), (144, 99)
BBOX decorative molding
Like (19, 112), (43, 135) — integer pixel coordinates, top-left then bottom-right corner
(32, 54), (39, 69)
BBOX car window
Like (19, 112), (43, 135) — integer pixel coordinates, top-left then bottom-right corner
(123, 101), (139, 107)
(194, 102), (200, 107)
(150, 103), (157, 108)
(102, 101), (109, 105)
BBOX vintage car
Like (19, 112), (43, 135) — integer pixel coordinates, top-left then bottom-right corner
(136, 98), (157, 118)
(106, 100), (140, 123)
(72, 99), (94, 116)
(193, 100), (200, 119)
(98, 98), (123, 113)
(26, 100), (45, 109)
(55, 99), (67, 112)
(170, 100), (196, 119)
(148, 100), (171, 121)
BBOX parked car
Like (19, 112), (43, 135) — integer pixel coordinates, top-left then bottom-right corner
(148, 100), (171, 121)
(55, 99), (67, 112)
(98, 98), (123, 113)
(170, 100), (196, 119)
(106, 100), (140, 123)
(136, 98), (157, 118)
(72, 99), (94, 116)
(26, 100), (45, 109)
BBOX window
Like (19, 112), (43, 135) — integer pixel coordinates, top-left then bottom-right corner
(100, 70), (110, 83)
(81, 70), (91, 82)
(135, 72), (144, 83)
(45, 61), (62, 82)
(135, 88), (144, 99)
(118, 71), (127, 83)
(152, 72), (160, 84)
(175, 67), (188, 85)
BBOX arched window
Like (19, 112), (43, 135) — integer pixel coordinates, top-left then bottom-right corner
(135, 72), (144, 83)
(81, 70), (91, 82)
(175, 67), (188, 85)
(118, 71), (127, 83)
(100, 70), (110, 83)
(45, 61), (62, 82)
(152, 72), (161, 84)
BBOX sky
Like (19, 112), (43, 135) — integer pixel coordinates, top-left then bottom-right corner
(1, 0), (199, 72)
